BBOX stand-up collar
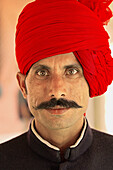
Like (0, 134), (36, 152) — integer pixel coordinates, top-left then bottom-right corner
(27, 119), (93, 163)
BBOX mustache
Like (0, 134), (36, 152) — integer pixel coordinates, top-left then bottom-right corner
(32, 98), (82, 110)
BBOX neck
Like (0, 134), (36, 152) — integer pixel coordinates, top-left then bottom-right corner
(34, 117), (84, 153)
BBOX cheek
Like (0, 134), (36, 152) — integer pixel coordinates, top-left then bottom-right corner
(79, 79), (89, 107)
(69, 78), (89, 105)
(26, 78), (48, 106)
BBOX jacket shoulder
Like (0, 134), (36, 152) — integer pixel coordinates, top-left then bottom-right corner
(92, 128), (113, 143)
(91, 129), (113, 154)
(0, 132), (28, 147)
(0, 132), (30, 159)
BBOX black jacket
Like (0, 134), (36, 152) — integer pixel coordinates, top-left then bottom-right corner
(1, 121), (113, 170)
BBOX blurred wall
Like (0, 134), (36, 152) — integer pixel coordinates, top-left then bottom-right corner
(0, 0), (35, 143)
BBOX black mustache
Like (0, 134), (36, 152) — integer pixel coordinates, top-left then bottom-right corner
(33, 98), (82, 110)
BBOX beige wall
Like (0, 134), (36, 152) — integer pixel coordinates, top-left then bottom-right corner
(0, 0), (35, 142)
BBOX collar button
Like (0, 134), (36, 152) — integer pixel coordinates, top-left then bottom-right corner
(64, 148), (70, 160)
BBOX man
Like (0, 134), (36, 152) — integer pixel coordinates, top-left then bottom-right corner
(0, 0), (113, 169)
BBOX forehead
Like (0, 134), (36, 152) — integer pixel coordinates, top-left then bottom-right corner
(31, 52), (82, 69)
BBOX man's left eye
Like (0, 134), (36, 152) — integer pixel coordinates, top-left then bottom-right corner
(66, 68), (78, 75)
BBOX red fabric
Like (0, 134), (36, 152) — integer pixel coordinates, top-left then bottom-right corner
(74, 49), (113, 97)
(78, 0), (113, 25)
(15, 0), (113, 97)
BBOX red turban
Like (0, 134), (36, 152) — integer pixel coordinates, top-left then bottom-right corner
(15, 0), (113, 97)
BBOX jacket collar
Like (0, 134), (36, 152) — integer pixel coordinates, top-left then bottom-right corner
(27, 119), (93, 163)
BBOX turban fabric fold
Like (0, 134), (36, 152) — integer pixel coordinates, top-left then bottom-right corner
(74, 49), (113, 97)
(16, 0), (113, 97)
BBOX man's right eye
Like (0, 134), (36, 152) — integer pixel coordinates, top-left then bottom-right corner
(36, 70), (49, 77)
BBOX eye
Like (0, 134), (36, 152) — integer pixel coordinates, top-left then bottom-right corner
(36, 69), (49, 77)
(66, 68), (78, 75)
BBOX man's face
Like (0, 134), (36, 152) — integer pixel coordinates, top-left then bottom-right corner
(17, 52), (89, 130)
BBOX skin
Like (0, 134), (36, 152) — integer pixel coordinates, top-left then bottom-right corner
(17, 52), (89, 157)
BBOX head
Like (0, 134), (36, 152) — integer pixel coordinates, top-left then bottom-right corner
(16, 0), (113, 129)
(17, 52), (89, 129)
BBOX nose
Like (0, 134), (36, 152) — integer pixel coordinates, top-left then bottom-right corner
(48, 75), (67, 99)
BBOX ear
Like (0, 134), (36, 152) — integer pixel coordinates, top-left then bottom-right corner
(16, 72), (27, 99)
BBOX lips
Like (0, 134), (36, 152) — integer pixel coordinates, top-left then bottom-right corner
(45, 108), (70, 115)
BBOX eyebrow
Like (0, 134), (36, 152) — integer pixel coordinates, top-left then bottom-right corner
(32, 64), (81, 71)
(64, 64), (81, 69)
(32, 64), (51, 70)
